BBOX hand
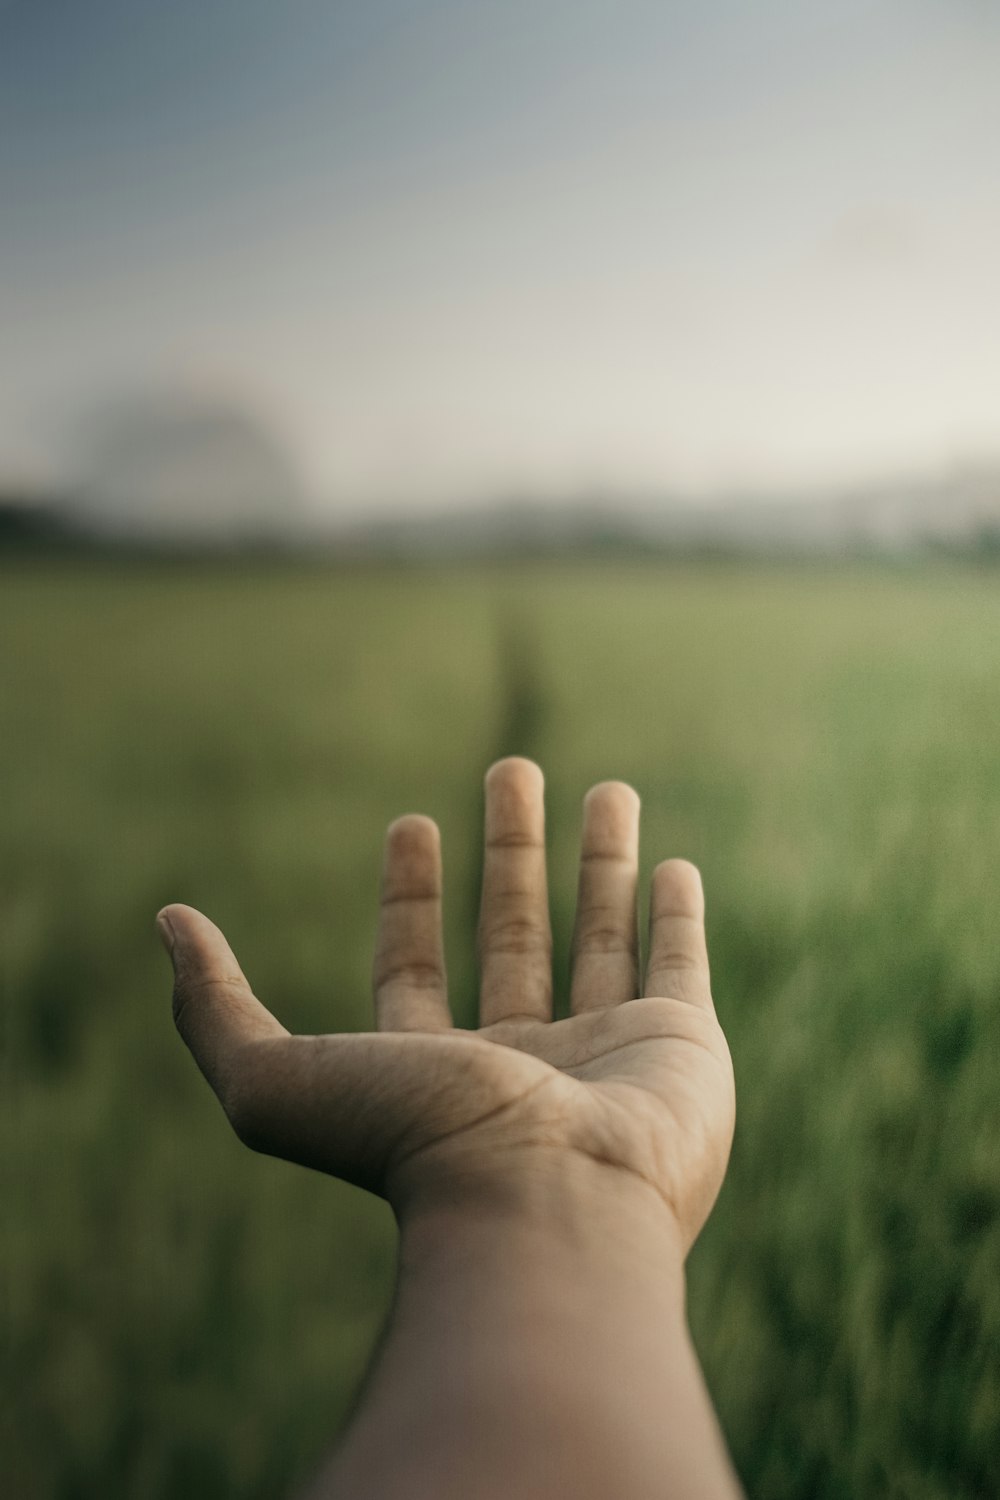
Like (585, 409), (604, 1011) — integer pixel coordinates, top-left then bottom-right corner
(159, 758), (735, 1252)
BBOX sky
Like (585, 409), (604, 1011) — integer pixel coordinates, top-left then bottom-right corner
(1, 0), (999, 522)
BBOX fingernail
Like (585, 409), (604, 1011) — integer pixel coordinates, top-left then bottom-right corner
(155, 909), (177, 955)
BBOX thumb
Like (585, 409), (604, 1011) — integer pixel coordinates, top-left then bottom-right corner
(156, 902), (415, 1193)
(157, 903), (288, 1112)
(156, 906), (500, 1201)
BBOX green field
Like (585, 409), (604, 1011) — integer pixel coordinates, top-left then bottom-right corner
(4, 557), (1000, 1499)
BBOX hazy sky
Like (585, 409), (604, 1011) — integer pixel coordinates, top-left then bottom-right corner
(2, 0), (998, 516)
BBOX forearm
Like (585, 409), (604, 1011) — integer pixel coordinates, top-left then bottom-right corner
(308, 1154), (743, 1500)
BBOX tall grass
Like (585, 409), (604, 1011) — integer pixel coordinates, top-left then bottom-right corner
(4, 558), (999, 1498)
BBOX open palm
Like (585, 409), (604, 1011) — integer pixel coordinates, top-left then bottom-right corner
(161, 759), (735, 1252)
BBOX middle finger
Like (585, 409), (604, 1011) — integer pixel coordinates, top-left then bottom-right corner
(569, 781), (640, 1013)
(477, 757), (552, 1026)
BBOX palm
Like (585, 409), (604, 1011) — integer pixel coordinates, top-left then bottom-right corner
(384, 997), (731, 1244)
(163, 760), (734, 1253)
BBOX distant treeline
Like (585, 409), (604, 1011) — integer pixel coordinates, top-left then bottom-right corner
(0, 499), (88, 552)
(4, 494), (1000, 563)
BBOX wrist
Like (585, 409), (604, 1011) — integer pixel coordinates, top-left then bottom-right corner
(393, 1144), (687, 1305)
(332, 1151), (738, 1500)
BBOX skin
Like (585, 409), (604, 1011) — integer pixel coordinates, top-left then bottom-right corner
(158, 757), (742, 1499)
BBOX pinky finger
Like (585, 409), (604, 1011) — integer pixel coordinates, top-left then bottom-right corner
(643, 860), (713, 1009)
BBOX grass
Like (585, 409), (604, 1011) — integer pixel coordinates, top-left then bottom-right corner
(3, 556), (1000, 1498)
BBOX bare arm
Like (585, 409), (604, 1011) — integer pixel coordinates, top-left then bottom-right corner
(158, 758), (742, 1499)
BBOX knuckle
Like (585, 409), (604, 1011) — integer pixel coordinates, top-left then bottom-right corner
(481, 914), (551, 955)
(374, 958), (445, 991)
(652, 908), (704, 937)
(486, 831), (544, 851)
(379, 889), (439, 908)
(574, 923), (632, 955)
(651, 948), (702, 972)
(579, 848), (634, 868)
(171, 973), (250, 1048)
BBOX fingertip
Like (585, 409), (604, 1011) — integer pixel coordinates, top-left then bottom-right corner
(384, 813), (440, 852)
(382, 815), (442, 901)
(651, 859), (705, 917)
(157, 901), (206, 925)
(484, 759), (546, 847)
(155, 901), (216, 947)
(155, 904), (246, 991)
(155, 908), (176, 956)
(485, 756), (544, 794)
(583, 780), (640, 811)
(582, 781), (641, 853)
(156, 902), (209, 955)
